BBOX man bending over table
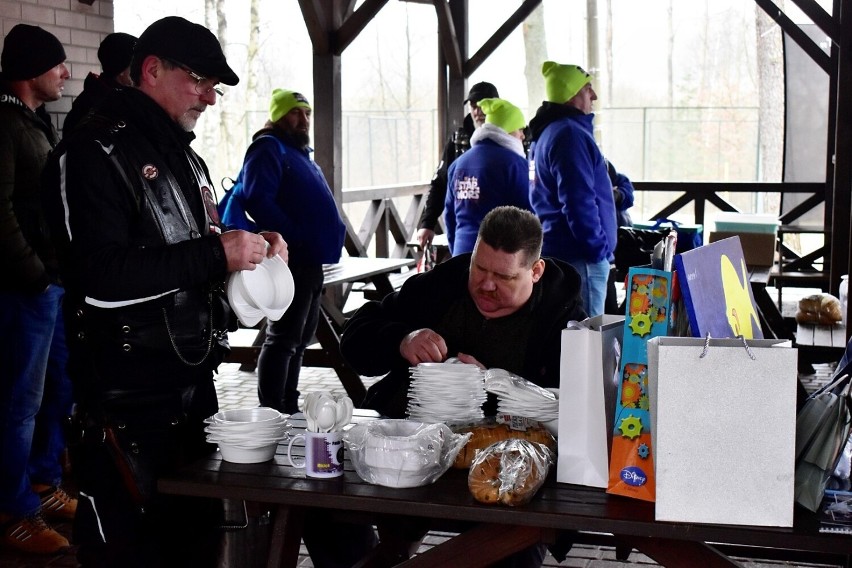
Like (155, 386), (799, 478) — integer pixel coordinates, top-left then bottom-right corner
(340, 205), (585, 567)
(342, 205), (586, 419)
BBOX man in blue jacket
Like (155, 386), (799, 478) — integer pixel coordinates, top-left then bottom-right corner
(529, 62), (616, 317)
(444, 97), (531, 255)
(225, 89), (345, 415)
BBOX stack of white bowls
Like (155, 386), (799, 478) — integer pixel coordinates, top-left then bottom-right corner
(204, 407), (292, 463)
(227, 255), (296, 327)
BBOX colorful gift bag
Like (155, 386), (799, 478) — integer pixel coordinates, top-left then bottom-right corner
(606, 267), (672, 502)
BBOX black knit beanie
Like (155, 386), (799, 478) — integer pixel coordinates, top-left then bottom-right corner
(98, 32), (136, 77)
(1, 24), (66, 80)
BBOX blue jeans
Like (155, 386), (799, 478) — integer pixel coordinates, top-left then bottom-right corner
(257, 264), (324, 414)
(0, 285), (73, 517)
(566, 258), (611, 318)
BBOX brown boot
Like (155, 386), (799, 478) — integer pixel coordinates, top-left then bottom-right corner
(33, 485), (77, 521)
(1, 513), (70, 554)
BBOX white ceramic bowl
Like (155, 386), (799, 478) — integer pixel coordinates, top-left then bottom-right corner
(218, 440), (279, 464)
(362, 466), (432, 488)
(237, 256), (295, 322)
(362, 420), (443, 471)
(206, 426), (290, 442)
(211, 407), (285, 424)
(345, 420), (469, 488)
(227, 272), (265, 327)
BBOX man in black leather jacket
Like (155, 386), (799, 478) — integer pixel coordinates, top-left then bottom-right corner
(42, 17), (286, 567)
(415, 81), (499, 248)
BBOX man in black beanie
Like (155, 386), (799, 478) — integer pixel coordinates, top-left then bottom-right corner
(63, 32), (137, 136)
(0, 23), (75, 555)
(415, 81), (499, 249)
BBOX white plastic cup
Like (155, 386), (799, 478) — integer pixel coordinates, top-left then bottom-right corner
(286, 431), (344, 478)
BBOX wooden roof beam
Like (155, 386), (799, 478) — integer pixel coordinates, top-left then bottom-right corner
(336, 0), (390, 55)
(465, 0), (542, 76)
(755, 0), (830, 72)
(433, 0), (463, 77)
(789, 0), (839, 44)
(298, 0), (330, 54)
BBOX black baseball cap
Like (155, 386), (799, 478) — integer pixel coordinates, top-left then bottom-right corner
(134, 16), (239, 85)
(464, 81), (499, 104)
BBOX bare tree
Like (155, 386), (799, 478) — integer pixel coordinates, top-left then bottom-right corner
(605, 0), (613, 103)
(522, 4), (546, 119)
(667, 0), (674, 107)
(587, 0), (600, 88)
(247, 0), (261, 123)
(755, 3), (784, 184)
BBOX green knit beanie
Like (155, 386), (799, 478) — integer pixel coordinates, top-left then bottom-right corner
(270, 89), (311, 122)
(542, 61), (591, 103)
(478, 98), (526, 133)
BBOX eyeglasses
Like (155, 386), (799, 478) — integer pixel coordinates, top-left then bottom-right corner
(176, 64), (225, 97)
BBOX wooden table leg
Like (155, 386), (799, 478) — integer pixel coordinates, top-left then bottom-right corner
(267, 505), (304, 568)
(394, 524), (551, 568)
(619, 535), (745, 568)
(750, 279), (793, 341)
(314, 304), (367, 403)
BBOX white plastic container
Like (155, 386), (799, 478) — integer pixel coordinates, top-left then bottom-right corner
(713, 213), (779, 234)
(840, 275), (849, 328)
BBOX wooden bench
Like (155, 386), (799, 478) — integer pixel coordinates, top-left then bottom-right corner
(352, 268), (417, 300)
(795, 322), (848, 376)
(796, 322), (847, 348)
(224, 257), (415, 402)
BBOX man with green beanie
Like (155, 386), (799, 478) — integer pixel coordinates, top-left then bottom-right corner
(444, 97), (531, 255)
(0, 23), (75, 555)
(528, 61), (616, 317)
(223, 88), (345, 417)
(223, 88), (374, 568)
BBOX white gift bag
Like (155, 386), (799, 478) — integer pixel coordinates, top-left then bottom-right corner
(556, 315), (624, 488)
(648, 336), (798, 527)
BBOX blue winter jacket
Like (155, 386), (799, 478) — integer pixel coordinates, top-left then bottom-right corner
(444, 131), (530, 255)
(528, 104), (616, 264)
(228, 127), (344, 267)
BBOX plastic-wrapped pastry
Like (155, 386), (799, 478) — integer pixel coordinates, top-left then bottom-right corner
(452, 420), (555, 469)
(796, 293), (842, 325)
(468, 439), (553, 506)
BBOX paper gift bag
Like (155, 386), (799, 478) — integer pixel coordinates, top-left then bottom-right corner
(607, 267), (672, 502)
(648, 336), (797, 527)
(557, 315), (624, 488)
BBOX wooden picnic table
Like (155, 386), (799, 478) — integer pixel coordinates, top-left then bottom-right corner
(160, 413), (852, 568)
(226, 257), (415, 403)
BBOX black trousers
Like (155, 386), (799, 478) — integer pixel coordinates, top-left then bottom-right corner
(71, 383), (223, 567)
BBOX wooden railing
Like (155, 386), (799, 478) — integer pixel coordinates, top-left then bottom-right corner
(340, 182), (429, 259)
(339, 180), (828, 255)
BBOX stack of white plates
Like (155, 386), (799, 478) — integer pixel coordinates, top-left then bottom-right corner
(227, 255), (295, 327)
(204, 407), (292, 463)
(406, 362), (487, 423)
(485, 369), (559, 423)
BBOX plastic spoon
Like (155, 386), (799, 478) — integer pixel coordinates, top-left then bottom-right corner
(315, 401), (337, 433)
(333, 397), (353, 431)
(304, 392), (329, 432)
